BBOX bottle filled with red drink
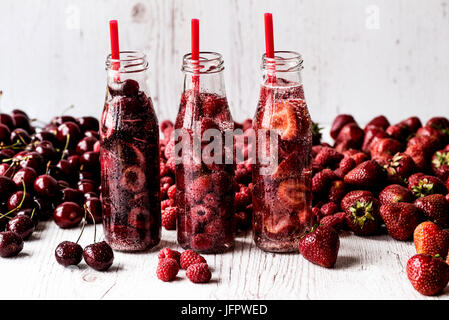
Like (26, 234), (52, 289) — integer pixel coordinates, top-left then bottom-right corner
(100, 51), (161, 251)
(252, 51), (314, 252)
(175, 52), (235, 253)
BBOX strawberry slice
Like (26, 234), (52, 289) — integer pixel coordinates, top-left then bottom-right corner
(272, 152), (299, 181)
(278, 178), (308, 208)
(264, 215), (299, 239)
(261, 99), (304, 141)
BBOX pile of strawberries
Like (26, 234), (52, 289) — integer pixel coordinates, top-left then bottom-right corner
(310, 114), (449, 296)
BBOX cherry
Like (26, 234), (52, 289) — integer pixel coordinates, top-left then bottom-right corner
(31, 131), (59, 146)
(12, 109), (29, 119)
(83, 241), (114, 271)
(0, 231), (23, 257)
(108, 79), (140, 97)
(76, 137), (97, 154)
(56, 121), (81, 147)
(0, 163), (13, 178)
(16, 209), (39, 226)
(80, 151), (99, 170)
(34, 174), (59, 198)
(52, 115), (77, 126)
(76, 117), (99, 132)
(83, 192), (99, 201)
(47, 165), (64, 181)
(7, 191), (34, 212)
(56, 159), (77, 182)
(17, 151), (44, 172)
(61, 188), (83, 205)
(53, 202), (83, 229)
(67, 155), (80, 170)
(12, 167), (37, 191)
(33, 197), (54, 221)
(58, 180), (70, 189)
(12, 114), (31, 132)
(55, 241), (83, 266)
(7, 215), (35, 240)
(0, 114), (14, 130)
(0, 176), (17, 201)
(84, 130), (100, 140)
(79, 171), (98, 182)
(78, 181), (96, 194)
(1, 148), (16, 158)
(0, 124), (11, 144)
(85, 198), (102, 223)
(35, 141), (57, 161)
(10, 128), (31, 146)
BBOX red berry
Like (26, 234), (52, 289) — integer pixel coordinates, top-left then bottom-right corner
(156, 258), (179, 282)
(407, 254), (449, 296)
(167, 185), (176, 200)
(186, 263), (212, 283)
(162, 207), (177, 230)
(180, 249), (206, 269)
(158, 248), (181, 264)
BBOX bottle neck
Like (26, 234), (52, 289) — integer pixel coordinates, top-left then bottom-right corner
(261, 51), (303, 87)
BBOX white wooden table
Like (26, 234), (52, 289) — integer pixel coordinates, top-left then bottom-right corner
(1, 220), (445, 300)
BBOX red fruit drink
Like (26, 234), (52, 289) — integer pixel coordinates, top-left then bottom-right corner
(252, 51), (313, 252)
(100, 51), (161, 251)
(175, 52), (235, 253)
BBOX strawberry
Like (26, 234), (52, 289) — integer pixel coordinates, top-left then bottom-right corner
(414, 194), (449, 228)
(379, 184), (415, 205)
(186, 263), (212, 283)
(330, 114), (356, 140)
(344, 160), (385, 189)
(328, 180), (346, 203)
(426, 117), (449, 144)
(379, 202), (420, 240)
(407, 254), (449, 296)
(417, 126), (446, 148)
(314, 147), (343, 169)
(383, 152), (415, 184)
(312, 169), (336, 194)
(320, 212), (347, 231)
(362, 126), (389, 154)
(334, 156), (356, 179)
(341, 191), (381, 236)
(265, 99), (303, 140)
(365, 115), (390, 131)
(320, 202), (339, 217)
(299, 225), (340, 268)
(401, 116), (422, 133)
(414, 221), (449, 258)
(156, 258), (179, 282)
(343, 150), (369, 165)
(432, 150), (449, 181)
(408, 173), (447, 198)
(404, 144), (430, 173)
(408, 135), (440, 154)
(386, 123), (411, 141)
(369, 138), (403, 159)
(335, 123), (364, 149)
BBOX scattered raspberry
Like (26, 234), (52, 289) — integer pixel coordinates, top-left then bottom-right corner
(180, 249), (207, 269)
(186, 263), (212, 283)
(162, 207), (177, 230)
(156, 258), (179, 282)
(158, 248), (181, 264)
(167, 185), (176, 199)
(161, 198), (174, 210)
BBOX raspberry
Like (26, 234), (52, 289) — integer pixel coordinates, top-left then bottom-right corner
(190, 205), (214, 223)
(235, 186), (251, 210)
(180, 249), (207, 269)
(202, 193), (219, 208)
(161, 198), (174, 210)
(186, 263), (212, 283)
(162, 207), (177, 230)
(166, 157), (176, 174)
(158, 248), (181, 264)
(156, 258), (179, 282)
(167, 185), (176, 200)
(191, 233), (214, 251)
(160, 161), (170, 177)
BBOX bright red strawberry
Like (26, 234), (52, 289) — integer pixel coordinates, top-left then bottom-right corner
(414, 221), (449, 258)
(162, 206), (177, 230)
(383, 152), (415, 184)
(330, 114), (356, 139)
(320, 212), (347, 231)
(365, 115), (390, 131)
(401, 116), (422, 133)
(334, 156), (356, 179)
(158, 248), (181, 264)
(312, 169), (336, 194)
(407, 254), (449, 296)
(343, 150), (369, 165)
(341, 191), (381, 236)
(186, 263), (212, 283)
(344, 160), (385, 189)
(426, 117), (449, 144)
(386, 123), (411, 141)
(320, 202), (339, 217)
(379, 184), (415, 205)
(299, 225), (340, 268)
(335, 123), (364, 149)
(432, 150), (449, 181)
(156, 258), (179, 282)
(370, 138), (403, 159)
(408, 173), (447, 198)
(180, 249), (207, 269)
(379, 202), (420, 241)
(408, 135), (440, 154)
(414, 194), (449, 228)
(314, 147), (343, 169)
(362, 126), (389, 154)
(328, 180), (346, 203)
(417, 126), (446, 148)
(404, 144), (430, 173)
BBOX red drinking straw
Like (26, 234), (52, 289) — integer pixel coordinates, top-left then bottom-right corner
(109, 20), (120, 77)
(264, 13), (276, 83)
(191, 19), (200, 89)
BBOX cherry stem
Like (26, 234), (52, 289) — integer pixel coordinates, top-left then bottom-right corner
(45, 161), (51, 175)
(84, 204), (96, 243)
(61, 104), (75, 115)
(0, 178), (26, 220)
(60, 133), (70, 162)
(30, 207), (36, 220)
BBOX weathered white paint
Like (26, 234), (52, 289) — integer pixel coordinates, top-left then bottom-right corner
(0, 0), (448, 127)
(1, 221), (444, 300)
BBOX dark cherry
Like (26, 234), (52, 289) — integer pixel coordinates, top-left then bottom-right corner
(1, 148), (16, 158)
(52, 115), (77, 126)
(0, 163), (13, 178)
(55, 241), (83, 266)
(0, 113), (14, 130)
(83, 241), (114, 271)
(31, 131), (59, 146)
(83, 192), (99, 201)
(61, 188), (83, 205)
(0, 124), (11, 144)
(0, 176), (17, 201)
(53, 202), (83, 229)
(35, 141), (57, 161)
(7, 215), (35, 240)
(17, 151), (44, 172)
(10, 128), (31, 146)
(76, 137), (97, 155)
(67, 155), (80, 170)
(80, 151), (99, 170)
(78, 181), (96, 194)
(84, 130), (100, 139)
(34, 174), (59, 198)
(58, 180), (70, 189)
(7, 191), (34, 212)
(108, 79), (140, 97)
(79, 171), (98, 182)
(76, 117), (99, 132)
(12, 114), (31, 132)
(0, 231), (23, 257)
(56, 121), (81, 147)
(33, 197), (54, 221)
(85, 198), (102, 223)
(12, 109), (29, 119)
(12, 167), (37, 190)
(16, 209), (39, 226)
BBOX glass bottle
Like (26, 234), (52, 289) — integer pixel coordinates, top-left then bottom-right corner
(100, 51), (161, 251)
(175, 52), (235, 253)
(252, 51), (313, 252)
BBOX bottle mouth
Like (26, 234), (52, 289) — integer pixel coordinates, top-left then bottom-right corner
(261, 51), (303, 72)
(106, 50), (149, 73)
(182, 52), (225, 74)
